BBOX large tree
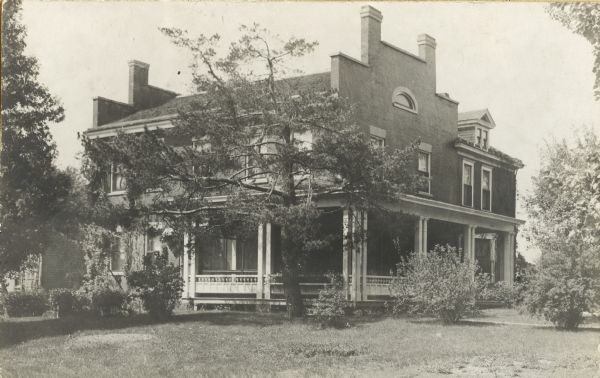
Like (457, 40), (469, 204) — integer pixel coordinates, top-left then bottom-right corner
(547, 3), (600, 100)
(0, 0), (68, 282)
(82, 25), (420, 317)
(523, 128), (600, 328)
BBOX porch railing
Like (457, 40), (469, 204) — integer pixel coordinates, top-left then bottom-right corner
(190, 273), (399, 298)
(194, 274), (258, 294)
(365, 275), (395, 297)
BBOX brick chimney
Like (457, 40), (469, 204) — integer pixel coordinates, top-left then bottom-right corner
(417, 34), (436, 89)
(128, 60), (150, 109)
(361, 5), (383, 65)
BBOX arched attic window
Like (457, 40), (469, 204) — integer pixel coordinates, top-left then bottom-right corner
(392, 87), (418, 114)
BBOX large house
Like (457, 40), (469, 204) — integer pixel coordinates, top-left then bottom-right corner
(83, 6), (524, 306)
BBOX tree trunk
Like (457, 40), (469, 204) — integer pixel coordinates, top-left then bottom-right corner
(283, 264), (304, 319)
(281, 226), (304, 318)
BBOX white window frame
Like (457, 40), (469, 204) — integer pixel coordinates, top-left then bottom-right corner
(462, 159), (474, 207)
(417, 150), (431, 195)
(107, 163), (127, 195)
(370, 135), (385, 149)
(109, 235), (125, 276)
(482, 129), (489, 149)
(392, 87), (418, 114)
(481, 166), (493, 212)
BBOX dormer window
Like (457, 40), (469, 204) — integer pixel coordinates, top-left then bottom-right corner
(476, 128), (489, 149)
(482, 130), (488, 149)
(392, 87), (418, 114)
(458, 109), (495, 149)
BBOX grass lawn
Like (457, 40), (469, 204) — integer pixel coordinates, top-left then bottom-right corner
(0, 309), (598, 377)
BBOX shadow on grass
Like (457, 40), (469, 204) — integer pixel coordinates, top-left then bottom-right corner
(459, 319), (600, 333)
(0, 311), (286, 349)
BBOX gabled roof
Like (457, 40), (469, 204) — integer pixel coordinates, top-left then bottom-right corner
(99, 72), (331, 128)
(458, 108), (496, 129)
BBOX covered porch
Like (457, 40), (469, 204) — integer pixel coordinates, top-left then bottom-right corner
(181, 194), (522, 304)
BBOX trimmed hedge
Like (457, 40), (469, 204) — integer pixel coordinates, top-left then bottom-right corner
(91, 288), (129, 317)
(2, 291), (49, 317)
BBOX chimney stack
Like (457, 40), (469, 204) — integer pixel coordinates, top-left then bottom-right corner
(361, 5), (383, 65)
(128, 60), (149, 108)
(417, 34), (436, 87)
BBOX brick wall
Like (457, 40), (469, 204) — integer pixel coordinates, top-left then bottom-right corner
(332, 40), (460, 205)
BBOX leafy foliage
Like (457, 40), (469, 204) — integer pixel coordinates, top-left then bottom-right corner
(309, 274), (348, 328)
(523, 129), (600, 329)
(1, 290), (48, 317)
(81, 24), (419, 317)
(0, 0), (68, 279)
(547, 3), (600, 100)
(49, 289), (77, 317)
(390, 245), (487, 323)
(127, 251), (183, 319)
(479, 281), (516, 307)
(90, 288), (129, 317)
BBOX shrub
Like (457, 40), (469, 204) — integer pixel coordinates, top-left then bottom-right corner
(309, 274), (348, 328)
(2, 291), (48, 317)
(91, 288), (129, 317)
(127, 251), (183, 319)
(390, 245), (487, 323)
(522, 266), (598, 329)
(479, 281), (516, 307)
(49, 289), (77, 317)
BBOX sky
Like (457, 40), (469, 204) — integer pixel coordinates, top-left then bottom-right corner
(20, 1), (600, 262)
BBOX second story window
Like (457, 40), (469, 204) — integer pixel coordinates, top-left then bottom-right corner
(192, 139), (212, 177)
(417, 151), (431, 194)
(108, 164), (127, 193)
(462, 161), (473, 207)
(481, 167), (492, 211)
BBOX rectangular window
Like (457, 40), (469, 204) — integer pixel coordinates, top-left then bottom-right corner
(477, 128), (482, 147)
(482, 130), (489, 149)
(192, 140), (212, 176)
(481, 167), (492, 211)
(146, 233), (162, 254)
(293, 131), (313, 150)
(198, 237), (257, 272)
(110, 164), (127, 193)
(417, 151), (431, 194)
(110, 237), (126, 273)
(370, 135), (385, 149)
(462, 161), (473, 207)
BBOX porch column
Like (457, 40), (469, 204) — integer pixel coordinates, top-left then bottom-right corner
(463, 225), (476, 264)
(182, 232), (189, 299)
(342, 208), (351, 299)
(361, 211), (368, 301)
(188, 234), (196, 298)
(257, 223), (264, 299)
(503, 232), (515, 286)
(490, 236), (497, 282)
(414, 217), (428, 255)
(351, 210), (359, 303)
(264, 223), (272, 300)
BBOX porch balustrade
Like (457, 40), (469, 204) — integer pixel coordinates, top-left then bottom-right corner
(189, 272), (397, 299)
